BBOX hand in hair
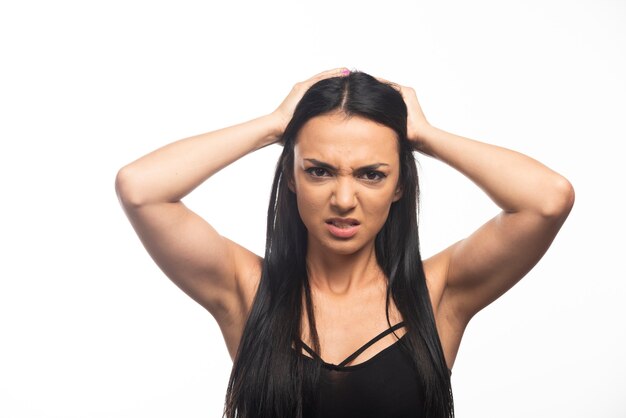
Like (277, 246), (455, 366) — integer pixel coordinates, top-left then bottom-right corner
(271, 67), (350, 141)
(375, 76), (432, 151)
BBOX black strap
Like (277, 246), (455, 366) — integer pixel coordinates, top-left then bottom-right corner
(298, 321), (406, 366)
(338, 321), (406, 367)
(298, 340), (323, 361)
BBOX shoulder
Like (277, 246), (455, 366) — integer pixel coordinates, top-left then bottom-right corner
(231, 240), (263, 315)
(215, 239), (263, 360)
(422, 248), (452, 316)
(422, 246), (468, 370)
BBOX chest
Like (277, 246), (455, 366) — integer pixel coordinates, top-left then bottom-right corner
(298, 287), (406, 367)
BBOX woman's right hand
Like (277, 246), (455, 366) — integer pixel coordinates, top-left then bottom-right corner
(270, 67), (350, 141)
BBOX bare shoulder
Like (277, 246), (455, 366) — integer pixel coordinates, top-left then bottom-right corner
(422, 245), (468, 370)
(216, 238), (263, 361)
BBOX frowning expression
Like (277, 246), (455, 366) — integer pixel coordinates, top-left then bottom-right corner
(291, 112), (403, 256)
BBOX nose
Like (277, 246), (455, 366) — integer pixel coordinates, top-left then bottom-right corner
(330, 177), (357, 212)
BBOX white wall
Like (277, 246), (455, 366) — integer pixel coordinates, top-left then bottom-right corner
(1, 1), (624, 416)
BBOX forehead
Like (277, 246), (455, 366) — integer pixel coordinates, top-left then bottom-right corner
(294, 113), (399, 164)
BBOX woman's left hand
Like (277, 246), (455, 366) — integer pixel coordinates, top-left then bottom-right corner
(376, 77), (432, 151)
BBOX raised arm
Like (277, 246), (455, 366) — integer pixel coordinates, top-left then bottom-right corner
(115, 114), (279, 319)
(115, 68), (350, 356)
(395, 84), (575, 326)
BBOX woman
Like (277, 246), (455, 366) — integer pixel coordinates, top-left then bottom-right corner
(115, 68), (574, 417)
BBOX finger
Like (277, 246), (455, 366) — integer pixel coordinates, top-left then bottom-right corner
(305, 67), (350, 85)
(374, 75), (391, 84)
(373, 75), (403, 91)
(314, 67), (350, 78)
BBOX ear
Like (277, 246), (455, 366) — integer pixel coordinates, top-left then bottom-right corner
(287, 177), (296, 193)
(392, 185), (403, 202)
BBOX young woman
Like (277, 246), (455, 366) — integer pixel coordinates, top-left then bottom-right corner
(115, 68), (574, 418)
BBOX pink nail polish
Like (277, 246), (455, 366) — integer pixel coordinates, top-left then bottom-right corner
(342, 69), (350, 75)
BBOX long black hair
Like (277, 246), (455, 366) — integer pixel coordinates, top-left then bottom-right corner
(223, 71), (454, 417)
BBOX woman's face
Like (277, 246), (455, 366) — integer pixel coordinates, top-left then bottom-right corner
(291, 112), (403, 256)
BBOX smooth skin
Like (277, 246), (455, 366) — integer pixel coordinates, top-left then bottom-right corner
(115, 68), (575, 370)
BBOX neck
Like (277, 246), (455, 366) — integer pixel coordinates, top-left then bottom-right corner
(305, 239), (385, 297)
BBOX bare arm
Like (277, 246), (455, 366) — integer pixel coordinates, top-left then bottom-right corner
(421, 125), (574, 321)
(116, 116), (280, 206)
(115, 114), (280, 319)
(395, 84), (575, 327)
(115, 68), (350, 334)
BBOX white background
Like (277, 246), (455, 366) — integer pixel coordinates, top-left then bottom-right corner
(1, 1), (624, 417)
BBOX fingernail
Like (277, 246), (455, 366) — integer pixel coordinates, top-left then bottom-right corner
(341, 69), (350, 75)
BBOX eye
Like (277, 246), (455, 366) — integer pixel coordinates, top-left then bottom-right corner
(305, 167), (331, 178)
(359, 171), (387, 181)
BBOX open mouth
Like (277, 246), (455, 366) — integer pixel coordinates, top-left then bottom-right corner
(325, 218), (360, 238)
(325, 219), (360, 229)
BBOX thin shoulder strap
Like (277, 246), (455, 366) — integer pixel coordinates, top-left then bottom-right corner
(338, 321), (406, 367)
(298, 339), (323, 362)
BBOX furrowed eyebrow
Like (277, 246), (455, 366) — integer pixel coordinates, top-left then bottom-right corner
(303, 158), (389, 171)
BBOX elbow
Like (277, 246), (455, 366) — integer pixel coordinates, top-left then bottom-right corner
(540, 175), (575, 219)
(115, 166), (144, 209)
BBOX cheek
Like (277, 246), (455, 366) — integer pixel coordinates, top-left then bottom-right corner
(364, 197), (393, 222)
(361, 187), (398, 224)
(295, 186), (326, 223)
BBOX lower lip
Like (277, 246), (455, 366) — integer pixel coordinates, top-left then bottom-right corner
(326, 222), (360, 238)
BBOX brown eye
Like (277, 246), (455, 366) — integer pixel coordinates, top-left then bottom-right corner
(360, 171), (386, 181)
(306, 167), (331, 177)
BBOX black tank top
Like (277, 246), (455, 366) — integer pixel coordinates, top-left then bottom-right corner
(294, 322), (427, 418)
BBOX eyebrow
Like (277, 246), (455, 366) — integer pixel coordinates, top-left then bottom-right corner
(303, 158), (390, 171)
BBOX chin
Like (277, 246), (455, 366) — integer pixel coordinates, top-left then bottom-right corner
(320, 238), (373, 256)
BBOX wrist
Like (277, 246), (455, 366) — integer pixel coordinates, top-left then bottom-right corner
(254, 113), (286, 147)
(409, 123), (437, 155)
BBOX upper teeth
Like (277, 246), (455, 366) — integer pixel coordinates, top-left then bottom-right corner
(332, 221), (354, 228)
